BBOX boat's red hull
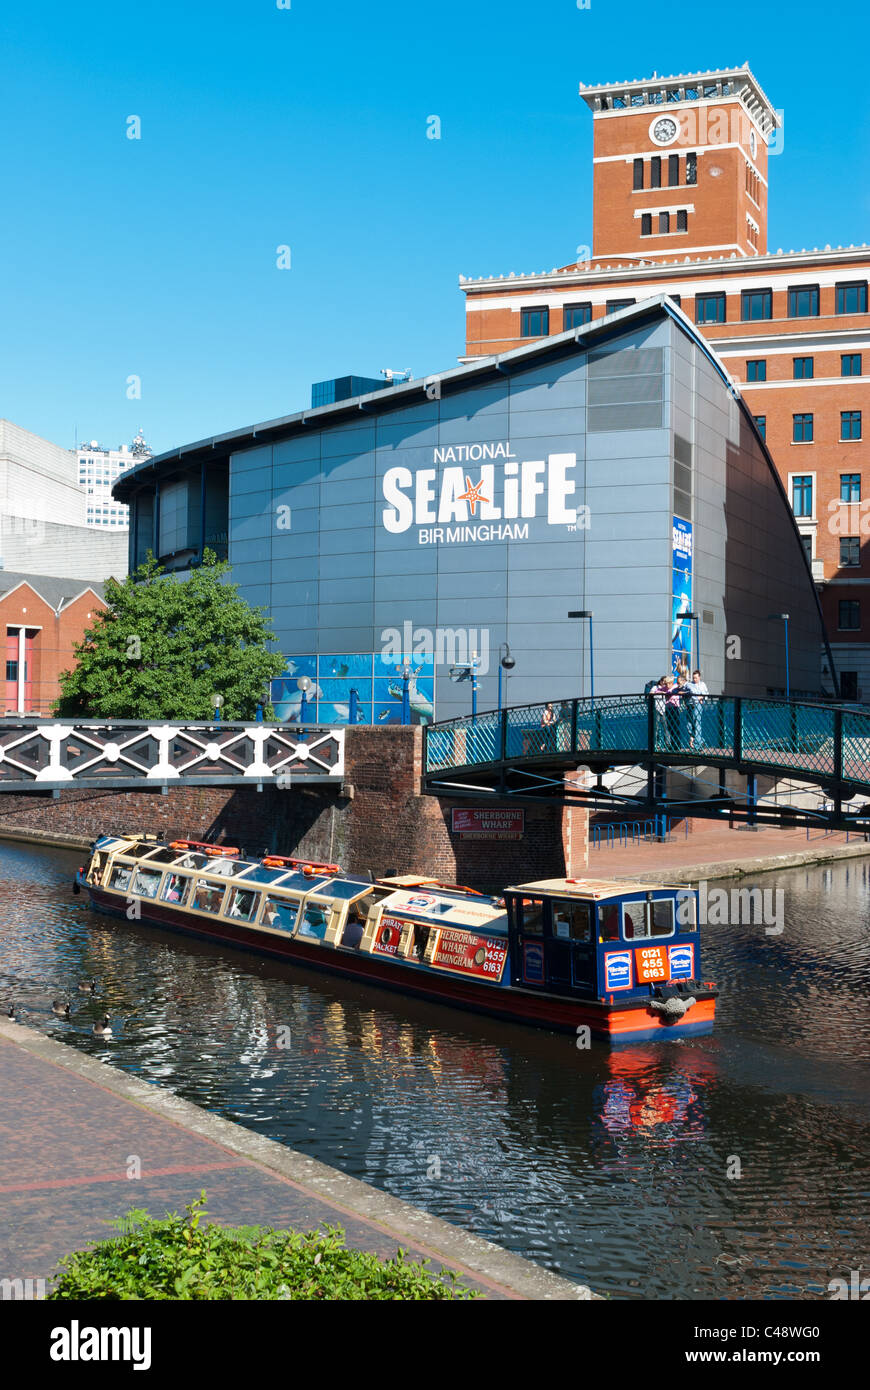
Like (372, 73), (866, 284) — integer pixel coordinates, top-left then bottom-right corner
(83, 884), (716, 1042)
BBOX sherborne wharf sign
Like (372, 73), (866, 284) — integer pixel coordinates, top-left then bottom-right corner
(451, 808), (525, 840)
(382, 442), (590, 544)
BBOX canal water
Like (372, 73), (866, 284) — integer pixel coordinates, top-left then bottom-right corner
(1, 841), (868, 1299)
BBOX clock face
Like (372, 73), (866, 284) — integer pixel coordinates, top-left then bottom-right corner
(650, 115), (679, 146)
(749, 129), (757, 158)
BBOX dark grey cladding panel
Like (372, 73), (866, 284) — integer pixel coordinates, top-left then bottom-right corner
(588, 402), (664, 431)
(588, 346), (664, 376)
(588, 374), (664, 405)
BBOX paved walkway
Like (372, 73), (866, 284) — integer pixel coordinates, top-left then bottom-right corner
(0, 1020), (590, 1301)
(590, 816), (870, 882)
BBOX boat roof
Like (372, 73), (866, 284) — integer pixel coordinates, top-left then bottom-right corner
(514, 878), (688, 900)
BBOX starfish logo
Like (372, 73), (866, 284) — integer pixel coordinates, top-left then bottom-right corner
(457, 475), (490, 516)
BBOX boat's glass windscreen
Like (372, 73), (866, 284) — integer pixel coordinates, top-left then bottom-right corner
(171, 852), (209, 870)
(141, 847), (185, 865)
(234, 864), (299, 885)
(272, 871), (331, 891)
(316, 879), (372, 900)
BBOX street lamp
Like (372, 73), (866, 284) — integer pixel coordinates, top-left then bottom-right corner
(683, 611), (700, 671)
(394, 663), (412, 725)
(497, 642), (516, 712)
(297, 675), (312, 723)
(568, 611), (594, 703)
(768, 614), (790, 700)
(210, 693), (224, 723)
(449, 652), (480, 719)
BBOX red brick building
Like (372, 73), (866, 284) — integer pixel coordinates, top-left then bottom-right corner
(0, 574), (104, 715)
(460, 65), (870, 699)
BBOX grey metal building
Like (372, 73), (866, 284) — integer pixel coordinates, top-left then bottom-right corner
(115, 297), (834, 722)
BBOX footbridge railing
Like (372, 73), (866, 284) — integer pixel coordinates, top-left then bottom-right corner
(424, 694), (870, 800)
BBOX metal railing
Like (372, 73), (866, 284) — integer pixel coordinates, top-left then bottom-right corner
(424, 693), (870, 797)
(591, 816), (690, 848)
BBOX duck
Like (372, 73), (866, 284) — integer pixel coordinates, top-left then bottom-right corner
(78, 979), (98, 995)
(52, 1000), (71, 1018)
(6, 1003), (16, 1019)
(92, 1016), (113, 1038)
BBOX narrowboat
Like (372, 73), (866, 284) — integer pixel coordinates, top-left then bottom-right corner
(74, 835), (717, 1043)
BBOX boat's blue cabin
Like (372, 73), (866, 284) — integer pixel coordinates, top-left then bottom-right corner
(502, 878), (702, 1002)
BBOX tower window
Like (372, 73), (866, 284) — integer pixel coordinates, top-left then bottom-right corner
(838, 599), (860, 630)
(605, 298), (635, 313)
(836, 281), (868, 314)
(650, 156), (661, 188)
(741, 288), (772, 320)
(668, 154), (679, 186)
(840, 474), (861, 501)
(842, 353), (862, 376)
(754, 415), (767, 441)
(793, 357), (814, 379)
(746, 359), (766, 381)
(521, 306), (549, 337)
(793, 414), (814, 443)
(686, 152), (697, 185)
(695, 292), (726, 324)
(788, 285), (820, 317)
(658, 211), (670, 234)
(676, 209), (687, 232)
(791, 474), (813, 515)
(640, 213), (652, 236)
(841, 411), (862, 440)
(633, 158), (644, 190)
(840, 537), (860, 567)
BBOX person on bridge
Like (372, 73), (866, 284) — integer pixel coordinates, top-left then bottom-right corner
(540, 702), (558, 751)
(684, 669), (709, 750)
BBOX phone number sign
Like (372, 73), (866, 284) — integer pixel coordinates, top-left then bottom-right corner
(431, 929), (508, 982)
(635, 945), (669, 983)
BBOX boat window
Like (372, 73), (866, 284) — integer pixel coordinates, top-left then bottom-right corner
(130, 867), (162, 899)
(296, 904), (330, 940)
(161, 873), (190, 905)
(519, 898), (544, 935)
(262, 896), (300, 932)
(552, 901), (592, 941)
(109, 864), (133, 892)
(650, 899), (675, 937)
(203, 857), (240, 877)
(226, 888), (260, 922)
(273, 871), (331, 891)
(676, 891), (697, 931)
(235, 864), (298, 886)
(599, 903), (620, 941)
(190, 880), (226, 914)
(141, 847), (182, 866)
(622, 900), (649, 939)
(87, 853), (106, 884)
(323, 879), (372, 900)
(174, 852), (208, 871)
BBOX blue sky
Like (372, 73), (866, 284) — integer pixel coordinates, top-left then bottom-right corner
(1, 0), (867, 456)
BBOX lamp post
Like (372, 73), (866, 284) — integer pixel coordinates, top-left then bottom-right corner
(210, 693), (224, 723)
(448, 653), (480, 719)
(568, 610), (594, 703)
(768, 613), (790, 700)
(348, 687), (359, 724)
(683, 610), (700, 672)
(497, 642), (516, 712)
(297, 675), (312, 723)
(394, 663), (412, 725)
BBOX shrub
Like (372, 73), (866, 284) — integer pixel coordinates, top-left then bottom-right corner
(48, 1194), (478, 1301)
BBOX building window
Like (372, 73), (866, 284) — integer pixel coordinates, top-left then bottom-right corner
(742, 288), (772, 320)
(696, 292), (726, 324)
(842, 353), (862, 376)
(793, 357), (814, 379)
(676, 209), (687, 232)
(633, 158), (644, 190)
(840, 473), (861, 501)
(754, 415), (766, 441)
(666, 292), (681, 306)
(686, 151), (697, 184)
(606, 298), (635, 313)
(841, 410), (862, 440)
(800, 533), (813, 565)
(658, 211), (670, 234)
(838, 599), (860, 630)
(840, 536), (861, 567)
(668, 153), (679, 186)
(791, 474), (813, 515)
(792, 414), (814, 443)
(746, 359), (766, 382)
(836, 281), (868, 314)
(563, 302), (592, 329)
(840, 671), (859, 700)
(5, 661), (17, 682)
(521, 306), (549, 337)
(788, 285), (820, 317)
(650, 156), (661, 188)
(640, 213), (652, 236)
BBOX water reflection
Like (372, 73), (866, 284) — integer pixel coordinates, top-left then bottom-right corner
(0, 841), (868, 1299)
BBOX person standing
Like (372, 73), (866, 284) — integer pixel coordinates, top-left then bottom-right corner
(540, 702), (557, 751)
(685, 669), (709, 750)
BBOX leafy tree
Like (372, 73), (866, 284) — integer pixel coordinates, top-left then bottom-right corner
(55, 551), (285, 720)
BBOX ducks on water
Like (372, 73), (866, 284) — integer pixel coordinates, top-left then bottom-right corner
(92, 1016), (112, 1038)
(78, 979), (98, 995)
(52, 1000), (71, 1018)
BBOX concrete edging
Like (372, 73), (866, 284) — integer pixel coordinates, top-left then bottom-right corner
(0, 1019), (596, 1301)
(608, 838), (870, 885)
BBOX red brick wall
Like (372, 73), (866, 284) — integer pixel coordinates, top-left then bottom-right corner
(0, 727), (588, 894)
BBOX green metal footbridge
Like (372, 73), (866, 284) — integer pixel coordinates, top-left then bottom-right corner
(423, 694), (870, 832)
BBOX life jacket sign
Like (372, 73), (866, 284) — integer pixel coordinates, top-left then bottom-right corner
(668, 943), (694, 980)
(635, 945), (669, 983)
(522, 941), (545, 983)
(372, 915), (404, 957)
(604, 950), (633, 991)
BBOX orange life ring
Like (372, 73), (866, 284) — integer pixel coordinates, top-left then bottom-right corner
(169, 839), (239, 857)
(261, 854), (340, 875)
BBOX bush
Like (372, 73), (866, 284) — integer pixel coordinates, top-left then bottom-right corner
(48, 1194), (478, 1301)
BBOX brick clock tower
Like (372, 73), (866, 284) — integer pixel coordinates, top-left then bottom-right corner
(579, 67), (778, 264)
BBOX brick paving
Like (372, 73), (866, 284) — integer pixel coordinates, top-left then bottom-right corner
(0, 1027), (573, 1299)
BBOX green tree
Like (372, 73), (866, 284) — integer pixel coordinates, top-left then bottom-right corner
(55, 551), (285, 720)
